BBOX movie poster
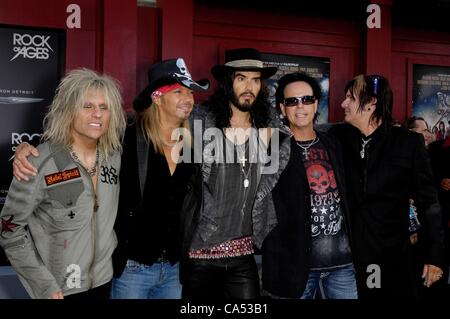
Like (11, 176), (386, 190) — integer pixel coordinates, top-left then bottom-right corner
(0, 25), (65, 265)
(412, 64), (450, 141)
(260, 52), (330, 125)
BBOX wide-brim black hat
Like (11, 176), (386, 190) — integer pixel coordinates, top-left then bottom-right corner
(133, 58), (209, 112)
(211, 48), (278, 80)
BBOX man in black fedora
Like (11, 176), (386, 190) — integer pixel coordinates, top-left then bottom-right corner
(12, 58), (210, 299)
(110, 58), (209, 299)
(181, 48), (279, 299)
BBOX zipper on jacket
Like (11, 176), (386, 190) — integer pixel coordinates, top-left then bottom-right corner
(2, 237), (26, 250)
(72, 156), (99, 290)
(88, 193), (98, 290)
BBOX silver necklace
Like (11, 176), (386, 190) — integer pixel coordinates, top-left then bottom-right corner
(296, 137), (320, 159)
(241, 164), (251, 188)
(360, 137), (372, 159)
(69, 146), (99, 176)
(236, 140), (251, 188)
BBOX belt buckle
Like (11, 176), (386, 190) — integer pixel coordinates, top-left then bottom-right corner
(156, 250), (168, 263)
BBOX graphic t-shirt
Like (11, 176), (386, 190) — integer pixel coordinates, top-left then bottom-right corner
(297, 138), (352, 270)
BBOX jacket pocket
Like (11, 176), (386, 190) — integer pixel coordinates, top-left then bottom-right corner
(48, 207), (89, 230)
(47, 180), (84, 208)
(46, 180), (87, 230)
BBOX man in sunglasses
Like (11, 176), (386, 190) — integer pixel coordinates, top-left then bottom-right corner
(261, 72), (357, 299)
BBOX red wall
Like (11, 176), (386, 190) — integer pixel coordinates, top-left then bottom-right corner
(191, 3), (362, 122)
(2, 1), (450, 122)
(136, 6), (161, 112)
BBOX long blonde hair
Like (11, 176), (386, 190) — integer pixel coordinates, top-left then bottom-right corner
(41, 68), (126, 158)
(138, 101), (191, 155)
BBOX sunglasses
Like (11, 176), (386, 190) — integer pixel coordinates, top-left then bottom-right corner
(283, 95), (316, 107)
(367, 75), (380, 95)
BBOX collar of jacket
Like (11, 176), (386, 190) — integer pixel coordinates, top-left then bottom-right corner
(48, 144), (72, 172)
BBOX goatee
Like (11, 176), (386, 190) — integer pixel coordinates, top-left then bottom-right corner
(230, 93), (254, 113)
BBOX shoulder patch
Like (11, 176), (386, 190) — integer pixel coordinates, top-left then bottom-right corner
(45, 168), (81, 186)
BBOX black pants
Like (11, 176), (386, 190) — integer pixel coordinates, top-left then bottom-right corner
(182, 254), (260, 299)
(65, 281), (112, 300)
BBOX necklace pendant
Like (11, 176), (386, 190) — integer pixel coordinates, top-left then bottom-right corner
(296, 137), (319, 160)
(360, 137), (372, 159)
(244, 178), (249, 188)
(302, 149), (309, 158)
(240, 155), (247, 167)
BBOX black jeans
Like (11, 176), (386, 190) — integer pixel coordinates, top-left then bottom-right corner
(182, 254), (260, 299)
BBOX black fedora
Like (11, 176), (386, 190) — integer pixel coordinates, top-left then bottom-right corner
(211, 48), (278, 80)
(133, 58), (209, 112)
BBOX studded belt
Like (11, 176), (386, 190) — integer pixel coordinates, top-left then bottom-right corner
(188, 236), (254, 259)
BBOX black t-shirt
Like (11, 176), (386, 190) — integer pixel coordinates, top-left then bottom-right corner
(296, 138), (352, 270)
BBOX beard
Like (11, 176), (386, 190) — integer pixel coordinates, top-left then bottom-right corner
(229, 91), (256, 112)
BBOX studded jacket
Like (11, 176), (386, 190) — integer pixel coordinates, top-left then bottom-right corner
(0, 142), (120, 298)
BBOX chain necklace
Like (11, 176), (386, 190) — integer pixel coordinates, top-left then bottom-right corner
(296, 137), (320, 159)
(236, 140), (251, 188)
(360, 137), (372, 159)
(69, 146), (99, 176)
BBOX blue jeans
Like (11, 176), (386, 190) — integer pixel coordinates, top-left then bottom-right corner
(300, 264), (358, 299)
(111, 259), (182, 299)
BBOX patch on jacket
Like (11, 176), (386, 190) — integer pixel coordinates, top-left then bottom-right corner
(1, 216), (19, 235)
(44, 168), (81, 186)
(100, 165), (118, 184)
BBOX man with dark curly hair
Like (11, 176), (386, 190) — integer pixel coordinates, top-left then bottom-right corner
(181, 48), (278, 299)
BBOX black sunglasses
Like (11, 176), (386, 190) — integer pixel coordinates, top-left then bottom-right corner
(283, 95), (316, 107)
(367, 75), (380, 95)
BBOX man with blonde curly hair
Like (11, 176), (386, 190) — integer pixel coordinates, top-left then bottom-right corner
(0, 68), (126, 299)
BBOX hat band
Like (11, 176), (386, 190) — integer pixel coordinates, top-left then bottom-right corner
(225, 59), (264, 69)
(151, 83), (182, 102)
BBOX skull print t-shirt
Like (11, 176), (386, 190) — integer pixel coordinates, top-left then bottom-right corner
(297, 138), (352, 271)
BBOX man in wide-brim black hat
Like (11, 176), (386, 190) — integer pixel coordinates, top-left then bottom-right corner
(133, 57), (209, 113)
(211, 47), (277, 81)
(109, 57), (211, 299)
(180, 48), (280, 300)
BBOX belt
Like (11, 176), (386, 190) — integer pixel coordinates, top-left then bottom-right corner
(156, 249), (169, 263)
(188, 236), (254, 259)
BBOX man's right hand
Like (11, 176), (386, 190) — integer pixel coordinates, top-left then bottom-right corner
(49, 291), (64, 299)
(13, 142), (39, 181)
(440, 178), (450, 191)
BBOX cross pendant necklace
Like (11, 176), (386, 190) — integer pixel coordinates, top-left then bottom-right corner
(240, 154), (250, 188)
(302, 149), (310, 158)
(296, 137), (320, 160)
(236, 137), (251, 188)
(239, 154), (247, 168)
